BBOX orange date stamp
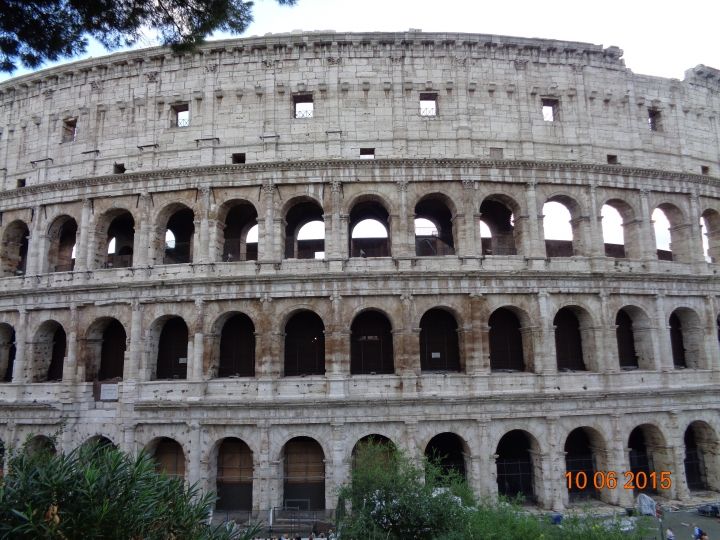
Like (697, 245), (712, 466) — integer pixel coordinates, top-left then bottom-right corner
(565, 471), (672, 490)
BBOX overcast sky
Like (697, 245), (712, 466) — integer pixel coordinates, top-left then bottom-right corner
(1, 0), (719, 83)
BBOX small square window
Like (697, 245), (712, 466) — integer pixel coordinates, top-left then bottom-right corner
(420, 92), (438, 116)
(607, 154), (619, 165)
(16, 178), (26, 188)
(542, 98), (559, 122)
(360, 148), (375, 159)
(648, 108), (662, 132)
(701, 166), (710, 175)
(171, 103), (190, 127)
(293, 94), (314, 118)
(489, 147), (504, 159)
(61, 118), (77, 142)
(232, 153), (246, 164)
(113, 163), (126, 174)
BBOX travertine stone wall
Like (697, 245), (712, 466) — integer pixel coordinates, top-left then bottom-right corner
(0, 32), (719, 517)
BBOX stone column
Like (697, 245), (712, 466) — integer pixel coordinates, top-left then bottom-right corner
(258, 181), (277, 264)
(702, 295), (719, 370)
(326, 292), (347, 398)
(654, 294), (674, 371)
(63, 304), (78, 384)
(74, 198), (92, 271)
(533, 291), (555, 374)
(689, 193), (707, 268)
(523, 181), (545, 261)
(133, 193), (151, 267)
(467, 294), (488, 374)
(187, 422), (202, 487)
(638, 189), (658, 265)
(326, 180), (344, 270)
(393, 179), (411, 262)
(460, 179), (480, 264)
(327, 423), (347, 511)
(11, 308), (28, 383)
(255, 422), (272, 515)
(256, 295), (277, 398)
(127, 301), (143, 380)
(597, 292), (617, 373)
(190, 299), (205, 381)
(474, 419), (494, 498)
(197, 187), (211, 264)
(587, 183), (604, 260)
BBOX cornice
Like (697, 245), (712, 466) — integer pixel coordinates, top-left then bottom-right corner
(1, 158), (718, 204)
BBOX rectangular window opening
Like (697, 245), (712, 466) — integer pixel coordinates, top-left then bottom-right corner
(171, 103), (190, 128)
(61, 118), (77, 143)
(16, 178), (26, 188)
(489, 147), (504, 159)
(113, 163), (126, 174)
(542, 98), (559, 122)
(419, 92), (438, 116)
(607, 154), (619, 165)
(701, 165), (710, 175)
(293, 94), (314, 118)
(232, 153), (246, 164)
(360, 148), (375, 159)
(648, 108), (662, 132)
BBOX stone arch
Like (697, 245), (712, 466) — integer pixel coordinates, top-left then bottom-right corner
(214, 312), (255, 378)
(495, 429), (541, 502)
(652, 202), (689, 262)
(80, 435), (117, 450)
(684, 420), (720, 492)
(488, 306), (528, 372)
(419, 307), (460, 372)
(479, 194), (521, 256)
(27, 434), (56, 456)
(0, 323), (15, 382)
(1, 219), (29, 276)
(31, 320), (66, 382)
(348, 195), (391, 258)
(214, 437), (254, 512)
(627, 423), (669, 495)
(601, 198), (640, 259)
(155, 203), (194, 265)
(216, 199), (259, 262)
(350, 309), (394, 375)
(615, 306), (654, 370)
(93, 208), (135, 269)
(564, 426), (610, 503)
(83, 317), (127, 381)
(282, 436), (325, 511)
(145, 437), (186, 479)
(669, 307), (704, 369)
(47, 215), (78, 272)
(351, 434), (396, 470)
(283, 197), (325, 259)
(554, 305), (596, 372)
(700, 208), (720, 262)
(149, 315), (189, 380)
(543, 193), (586, 257)
(425, 432), (467, 480)
(284, 310), (325, 376)
(414, 193), (457, 256)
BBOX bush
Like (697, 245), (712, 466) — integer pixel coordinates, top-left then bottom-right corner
(0, 438), (258, 540)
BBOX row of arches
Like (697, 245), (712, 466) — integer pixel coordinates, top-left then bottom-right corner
(11, 420), (714, 512)
(0, 302), (712, 383)
(3, 192), (719, 276)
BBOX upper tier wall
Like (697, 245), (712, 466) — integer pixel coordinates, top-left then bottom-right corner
(0, 31), (718, 190)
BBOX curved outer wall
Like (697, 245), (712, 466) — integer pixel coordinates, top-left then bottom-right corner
(0, 31), (720, 514)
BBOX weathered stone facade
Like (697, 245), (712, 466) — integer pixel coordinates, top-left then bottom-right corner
(0, 31), (720, 518)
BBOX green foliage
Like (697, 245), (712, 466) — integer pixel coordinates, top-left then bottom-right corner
(0, 0), (298, 73)
(338, 442), (654, 540)
(0, 438), (259, 540)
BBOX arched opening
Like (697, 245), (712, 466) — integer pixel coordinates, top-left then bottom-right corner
(48, 215), (77, 272)
(653, 204), (689, 262)
(349, 200), (391, 257)
(684, 422), (719, 492)
(162, 207), (194, 264)
(543, 200), (574, 257)
(150, 438), (185, 479)
(33, 320), (65, 382)
(216, 438), (253, 511)
(351, 435), (395, 470)
(419, 308), (460, 372)
(616, 309), (638, 369)
(425, 432), (466, 481)
(350, 310), (394, 375)
(222, 202), (258, 262)
(565, 428), (603, 502)
(284, 200), (324, 259)
(669, 308), (703, 370)
(282, 437), (325, 511)
(669, 312), (686, 368)
(479, 198), (517, 255)
(84, 318), (127, 382)
(701, 209), (720, 263)
(601, 204), (625, 258)
(218, 313), (255, 377)
(1, 220), (29, 276)
(489, 308), (525, 372)
(103, 211), (134, 268)
(0, 323), (15, 382)
(27, 435), (56, 456)
(81, 435), (116, 451)
(155, 317), (188, 380)
(628, 425), (664, 494)
(554, 307), (587, 372)
(284, 311), (325, 376)
(414, 196), (455, 256)
(495, 430), (537, 502)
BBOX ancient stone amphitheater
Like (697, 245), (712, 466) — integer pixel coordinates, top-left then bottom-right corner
(0, 30), (719, 522)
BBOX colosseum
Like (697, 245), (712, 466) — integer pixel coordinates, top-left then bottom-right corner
(0, 29), (719, 522)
